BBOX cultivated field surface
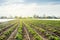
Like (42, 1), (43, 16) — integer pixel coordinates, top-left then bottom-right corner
(0, 19), (60, 40)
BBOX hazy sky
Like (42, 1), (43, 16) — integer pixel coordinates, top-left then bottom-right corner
(0, 0), (60, 17)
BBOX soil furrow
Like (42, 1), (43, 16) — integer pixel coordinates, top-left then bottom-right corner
(0, 23), (16, 36)
(7, 26), (18, 40)
(23, 25), (30, 40)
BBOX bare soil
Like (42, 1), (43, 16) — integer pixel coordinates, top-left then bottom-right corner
(7, 26), (18, 40)
(0, 23), (16, 36)
(22, 24), (30, 40)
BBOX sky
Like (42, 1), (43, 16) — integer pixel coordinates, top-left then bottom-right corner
(0, 0), (60, 17)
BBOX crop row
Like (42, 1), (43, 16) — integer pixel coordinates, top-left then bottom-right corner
(0, 20), (19, 40)
(1, 19), (60, 40)
(15, 20), (23, 40)
(23, 19), (60, 40)
(15, 19), (43, 40)
(0, 20), (18, 30)
(24, 22), (43, 40)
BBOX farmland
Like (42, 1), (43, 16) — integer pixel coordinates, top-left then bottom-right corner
(0, 19), (60, 40)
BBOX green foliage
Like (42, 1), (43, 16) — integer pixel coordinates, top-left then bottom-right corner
(0, 35), (5, 40)
(0, 23), (18, 40)
(49, 36), (60, 40)
(16, 33), (22, 40)
(23, 19), (60, 40)
(24, 23), (43, 40)
(15, 20), (23, 40)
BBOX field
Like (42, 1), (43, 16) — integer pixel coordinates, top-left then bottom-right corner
(0, 19), (60, 40)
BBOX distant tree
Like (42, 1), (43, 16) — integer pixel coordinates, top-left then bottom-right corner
(33, 14), (40, 18)
(14, 16), (19, 19)
(52, 16), (57, 19)
(33, 14), (36, 18)
(47, 16), (53, 19)
(0, 16), (7, 19)
(19, 16), (22, 19)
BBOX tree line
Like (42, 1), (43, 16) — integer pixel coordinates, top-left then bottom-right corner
(0, 15), (60, 19)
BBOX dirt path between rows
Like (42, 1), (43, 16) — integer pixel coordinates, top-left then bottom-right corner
(0, 23), (16, 36)
(7, 26), (18, 40)
(23, 26), (30, 40)
(28, 23), (48, 40)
